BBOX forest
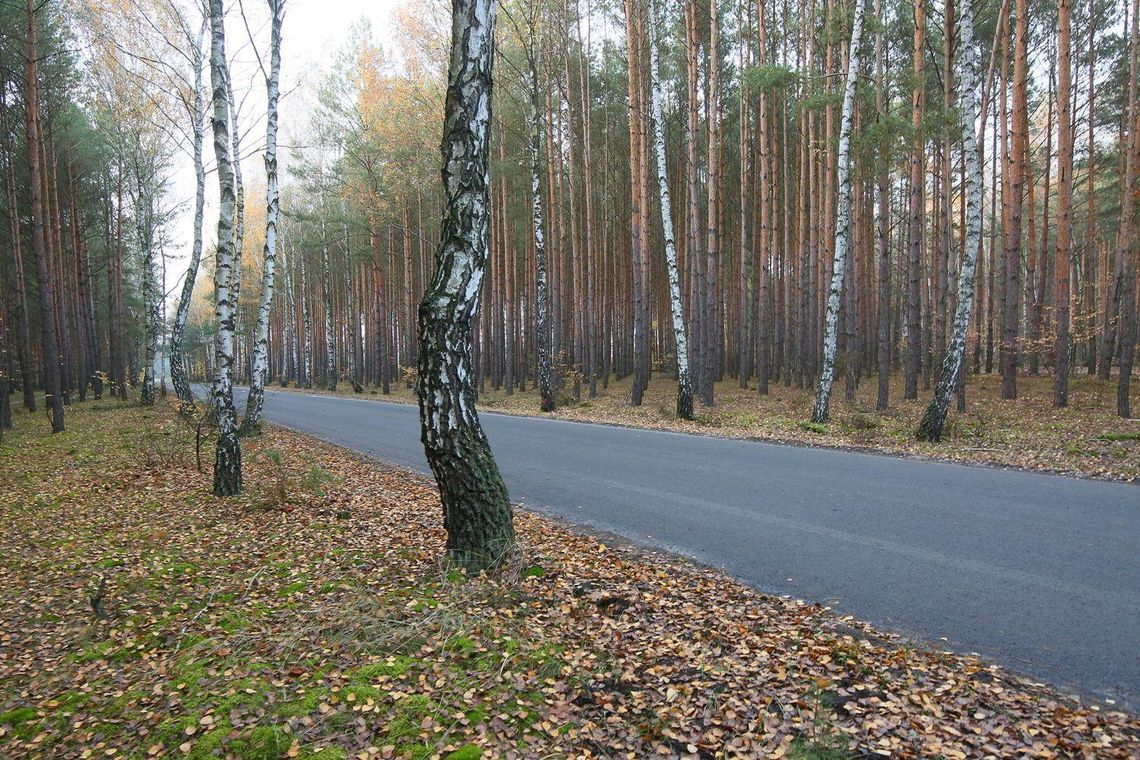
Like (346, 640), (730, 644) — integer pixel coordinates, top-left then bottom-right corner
(2, 0), (1139, 443)
(1, 0), (1139, 756)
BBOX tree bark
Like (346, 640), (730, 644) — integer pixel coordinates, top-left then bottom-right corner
(812, 0), (865, 423)
(917, 0), (984, 440)
(171, 17), (207, 404)
(416, 0), (513, 570)
(905, 0), (926, 400)
(647, 0), (694, 420)
(208, 0), (242, 495)
(242, 0), (284, 432)
(1054, 0), (1073, 406)
(24, 0), (64, 432)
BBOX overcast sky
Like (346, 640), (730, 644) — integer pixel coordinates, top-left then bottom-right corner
(160, 0), (404, 303)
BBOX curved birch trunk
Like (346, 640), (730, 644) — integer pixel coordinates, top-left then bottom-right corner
(917, 0), (984, 440)
(646, 0), (693, 420)
(527, 48), (554, 413)
(811, 0), (865, 423)
(209, 0), (242, 495)
(242, 0), (284, 433)
(416, 0), (513, 570)
(171, 18), (207, 404)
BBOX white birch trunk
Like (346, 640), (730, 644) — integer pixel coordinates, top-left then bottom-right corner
(209, 0), (242, 495)
(227, 75), (245, 309)
(917, 0), (986, 439)
(811, 0), (866, 423)
(527, 47), (554, 413)
(300, 250), (312, 387)
(171, 17), (207, 404)
(242, 0), (284, 432)
(416, 0), (513, 570)
(321, 212), (335, 390)
(646, 0), (694, 420)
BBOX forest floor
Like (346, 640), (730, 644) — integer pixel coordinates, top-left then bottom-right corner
(294, 372), (1140, 482)
(1, 402), (1138, 759)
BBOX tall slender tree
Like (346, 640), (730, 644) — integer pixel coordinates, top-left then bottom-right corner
(812, 0), (866, 423)
(417, 0), (513, 570)
(647, 0), (694, 420)
(917, 0), (984, 440)
(209, 0), (242, 495)
(243, 0), (286, 432)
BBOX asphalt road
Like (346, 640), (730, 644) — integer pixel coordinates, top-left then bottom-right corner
(231, 386), (1139, 708)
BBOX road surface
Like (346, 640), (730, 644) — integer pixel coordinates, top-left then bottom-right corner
(227, 386), (1139, 708)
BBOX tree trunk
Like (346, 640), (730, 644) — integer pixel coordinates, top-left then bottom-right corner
(416, 0), (513, 571)
(1054, 0), (1073, 406)
(527, 43), (555, 412)
(1119, 0), (1140, 418)
(24, 0), (63, 432)
(242, 0), (284, 433)
(812, 0), (865, 423)
(171, 18), (207, 404)
(875, 0), (890, 411)
(208, 0), (242, 495)
(647, 0), (694, 420)
(917, 0), (984, 440)
(905, 0), (926, 400)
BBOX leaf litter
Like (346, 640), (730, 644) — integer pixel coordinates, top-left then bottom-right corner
(0, 401), (1136, 759)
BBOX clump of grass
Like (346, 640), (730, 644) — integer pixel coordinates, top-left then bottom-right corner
(799, 421), (828, 435)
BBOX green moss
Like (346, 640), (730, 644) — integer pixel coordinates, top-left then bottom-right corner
(385, 716), (418, 742)
(799, 421), (828, 435)
(187, 721), (234, 760)
(445, 745), (481, 760)
(219, 611), (251, 634)
(154, 714), (200, 748)
(1098, 431), (1140, 442)
(446, 635), (475, 654)
(216, 679), (268, 714)
(0, 707), (37, 727)
(231, 725), (291, 760)
(274, 687), (329, 718)
(278, 580), (307, 597)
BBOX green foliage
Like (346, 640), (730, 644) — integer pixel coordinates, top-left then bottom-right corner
(445, 745), (482, 760)
(799, 421), (829, 435)
(744, 64), (799, 93)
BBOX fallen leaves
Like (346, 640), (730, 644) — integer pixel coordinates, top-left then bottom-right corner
(0, 400), (1136, 759)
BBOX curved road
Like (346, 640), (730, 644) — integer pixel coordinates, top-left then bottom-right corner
(237, 386), (1139, 708)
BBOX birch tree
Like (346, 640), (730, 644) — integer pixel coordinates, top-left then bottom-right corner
(917, 0), (984, 440)
(526, 38), (555, 413)
(647, 0), (694, 420)
(242, 0), (285, 433)
(169, 13), (208, 404)
(416, 0), (513, 570)
(811, 0), (865, 424)
(209, 0), (242, 495)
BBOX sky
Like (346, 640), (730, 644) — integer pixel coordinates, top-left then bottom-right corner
(160, 0), (405, 305)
